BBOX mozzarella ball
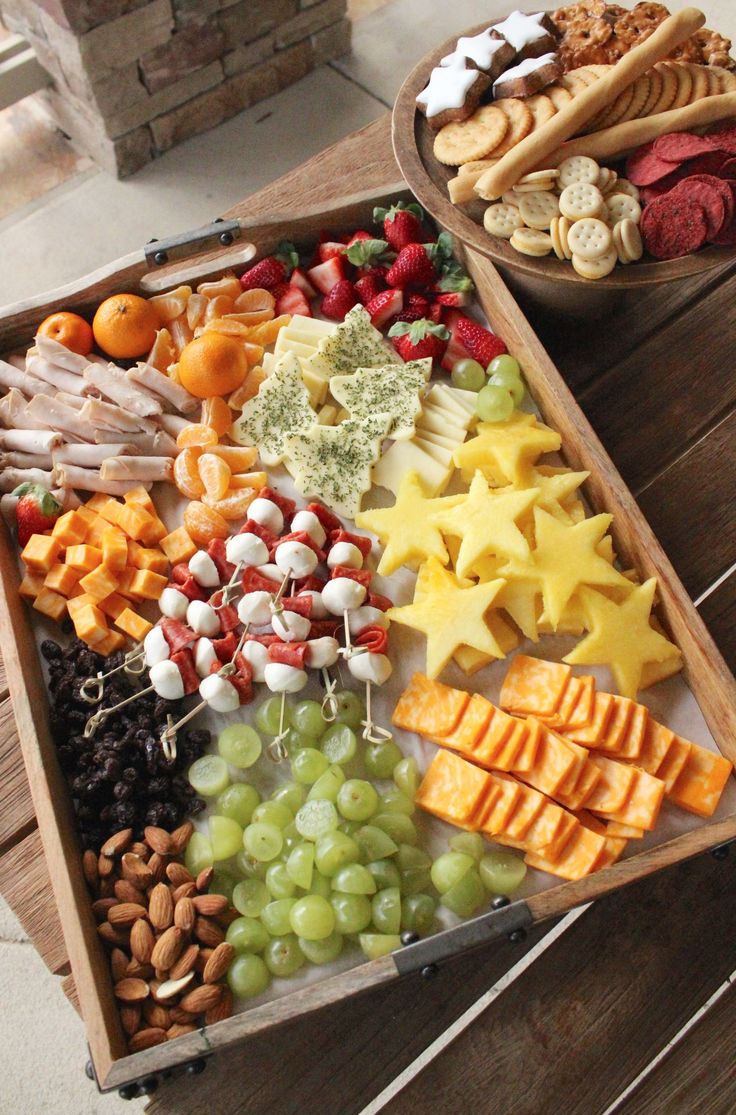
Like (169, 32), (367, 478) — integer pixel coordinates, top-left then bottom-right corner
(257, 562), (282, 583)
(290, 509), (326, 547)
(241, 640), (268, 683)
(248, 497), (284, 534)
(272, 609), (311, 642)
(159, 586), (188, 621)
(327, 541), (363, 570)
(143, 626), (169, 667)
(150, 660), (184, 700)
(186, 599), (220, 637)
(226, 532), (269, 567)
(347, 651), (393, 686)
(264, 662), (308, 694)
(237, 590), (273, 627)
(298, 588), (327, 619)
(304, 636), (339, 669)
(189, 550), (220, 588)
(199, 673), (240, 713)
(275, 540), (318, 579)
(350, 605), (390, 635)
(194, 637), (219, 678)
(322, 577), (366, 614)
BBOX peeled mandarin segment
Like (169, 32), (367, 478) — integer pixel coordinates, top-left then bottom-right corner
(229, 470), (267, 490)
(184, 501), (229, 545)
(197, 275), (242, 300)
(170, 315), (194, 357)
(187, 293), (208, 330)
(201, 396), (232, 436)
(243, 342), (264, 366)
(151, 286), (191, 322)
(205, 295), (236, 321)
(208, 445), (258, 470)
(176, 423), (218, 450)
(224, 309), (274, 326)
(202, 488), (258, 520)
(201, 318), (249, 338)
(234, 288), (275, 313)
(246, 316), (291, 345)
(175, 445), (208, 500)
(198, 452), (231, 501)
(229, 367), (265, 410)
(147, 327), (175, 372)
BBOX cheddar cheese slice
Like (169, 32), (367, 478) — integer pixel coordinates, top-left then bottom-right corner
(558, 759), (603, 812)
(499, 655), (572, 718)
(655, 735), (692, 791)
(592, 768), (665, 831)
(585, 754), (637, 814)
(606, 821), (644, 839)
(566, 692), (616, 746)
(392, 673), (469, 738)
(472, 707), (517, 766)
(597, 696), (636, 753)
(432, 693), (494, 757)
(631, 718), (674, 775)
(496, 776), (547, 841)
(668, 743), (733, 818)
(543, 676), (583, 729)
(414, 748), (493, 827)
(479, 775), (522, 833)
(511, 717), (542, 772)
(565, 675), (596, 729)
(517, 729), (578, 798)
(525, 824), (606, 880)
(616, 701), (649, 759)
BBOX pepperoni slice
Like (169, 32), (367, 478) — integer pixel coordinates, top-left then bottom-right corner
(215, 602), (239, 633)
(240, 519), (280, 548)
(161, 617), (196, 653)
(307, 501), (342, 534)
(641, 195), (708, 259)
(626, 141), (677, 186)
(331, 565), (372, 587)
(258, 486), (296, 522)
(241, 566), (279, 594)
(245, 633), (281, 646)
(267, 642), (308, 668)
(355, 625), (388, 654)
(207, 537), (235, 582)
(298, 574), (326, 593)
(280, 595), (312, 617)
(170, 648), (199, 694)
(170, 562), (190, 584)
(213, 631), (238, 660)
(329, 529), (372, 559)
(273, 530), (326, 563)
(309, 619), (342, 639)
(368, 591), (393, 612)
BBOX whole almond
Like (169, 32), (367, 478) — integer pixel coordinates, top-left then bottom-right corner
(150, 926), (183, 971)
(114, 978), (150, 1003)
(166, 862), (193, 887)
(98, 854), (115, 879)
(169, 1005), (197, 1025)
(149, 883), (173, 930)
(169, 821), (194, 854)
(110, 948), (129, 983)
(167, 1023), (197, 1039)
(179, 983), (222, 1014)
(120, 1005), (141, 1036)
(155, 972), (195, 1002)
(130, 918), (155, 965)
(144, 826), (173, 856)
(148, 852), (168, 883)
(196, 866), (214, 893)
(91, 897), (118, 921)
(121, 853), (153, 889)
(114, 879), (145, 905)
(98, 923), (128, 949)
(169, 943), (200, 981)
(126, 959), (154, 980)
(82, 849), (99, 890)
(108, 902), (148, 928)
(101, 828), (133, 858)
(143, 1001), (171, 1030)
(172, 881), (197, 903)
(192, 894), (228, 917)
(205, 986), (233, 1025)
(203, 942), (235, 985)
(195, 948), (214, 976)
(130, 842), (150, 859)
(174, 897), (195, 933)
(128, 1027), (166, 1053)
(194, 916), (224, 948)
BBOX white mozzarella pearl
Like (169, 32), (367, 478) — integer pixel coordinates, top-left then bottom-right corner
(322, 577), (367, 614)
(327, 541), (363, 570)
(186, 599), (220, 637)
(264, 662), (308, 694)
(237, 590), (273, 627)
(350, 606), (390, 634)
(188, 550), (220, 588)
(194, 637), (219, 678)
(257, 563), (282, 583)
(226, 532), (269, 567)
(304, 637), (339, 669)
(347, 651), (392, 686)
(291, 509), (326, 546)
(275, 540), (318, 579)
(150, 660), (184, 700)
(298, 588), (327, 619)
(272, 609), (311, 642)
(241, 640), (268, 683)
(199, 673), (240, 713)
(143, 626), (170, 667)
(248, 497), (284, 534)
(159, 587), (188, 621)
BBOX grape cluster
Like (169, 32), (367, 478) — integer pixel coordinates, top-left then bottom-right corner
(451, 354), (526, 422)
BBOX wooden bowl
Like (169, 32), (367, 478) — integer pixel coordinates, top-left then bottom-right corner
(392, 23), (735, 316)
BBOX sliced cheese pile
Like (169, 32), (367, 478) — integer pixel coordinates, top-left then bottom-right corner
(270, 314), (337, 407)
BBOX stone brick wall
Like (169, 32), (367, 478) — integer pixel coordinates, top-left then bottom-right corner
(0, 0), (351, 175)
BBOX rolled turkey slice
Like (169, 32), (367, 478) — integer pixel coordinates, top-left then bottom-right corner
(83, 363), (162, 417)
(53, 442), (135, 467)
(0, 389), (52, 432)
(100, 455), (174, 483)
(80, 397), (158, 434)
(0, 450), (53, 470)
(34, 335), (92, 374)
(0, 359), (48, 398)
(27, 394), (94, 440)
(0, 429), (63, 454)
(0, 466), (54, 493)
(101, 428), (178, 456)
(128, 362), (199, 415)
(26, 353), (86, 397)
(55, 463), (152, 495)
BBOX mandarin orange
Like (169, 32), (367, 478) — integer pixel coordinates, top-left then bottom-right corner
(93, 293), (159, 359)
(37, 311), (94, 355)
(177, 333), (248, 399)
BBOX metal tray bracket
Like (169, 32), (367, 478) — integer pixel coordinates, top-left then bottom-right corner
(394, 899), (535, 977)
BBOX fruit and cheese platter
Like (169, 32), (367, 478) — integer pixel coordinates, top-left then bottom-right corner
(0, 182), (735, 1095)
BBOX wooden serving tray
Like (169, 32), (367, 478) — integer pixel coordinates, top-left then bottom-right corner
(1, 185), (735, 1094)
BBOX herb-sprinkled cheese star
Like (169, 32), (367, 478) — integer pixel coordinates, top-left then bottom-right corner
(355, 471), (464, 576)
(284, 413), (391, 520)
(330, 359), (430, 441)
(231, 352), (315, 466)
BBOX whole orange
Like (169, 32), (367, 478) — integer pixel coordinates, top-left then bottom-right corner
(92, 293), (159, 359)
(37, 311), (94, 355)
(177, 333), (248, 399)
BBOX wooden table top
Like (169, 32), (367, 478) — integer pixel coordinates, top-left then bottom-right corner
(2, 112), (736, 1114)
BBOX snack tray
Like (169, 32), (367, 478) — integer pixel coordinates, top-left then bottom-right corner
(1, 186), (735, 1093)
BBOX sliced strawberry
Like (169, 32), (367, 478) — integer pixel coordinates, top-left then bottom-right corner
(433, 290), (470, 308)
(321, 279), (360, 321)
(275, 284), (312, 317)
(318, 241), (347, 263)
(365, 288), (403, 328)
(406, 292), (431, 316)
(385, 243), (436, 289)
(388, 318), (449, 364)
(428, 302), (444, 323)
(307, 256), (346, 295)
(440, 309), (471, 372)
(289, 267), (318, 299)
(354, 272), (386, 306)
(346, 230), (372, 247)
(456, 315), (508, 366)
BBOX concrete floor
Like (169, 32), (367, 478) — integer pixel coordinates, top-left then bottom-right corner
(2, 0), (736, 1110)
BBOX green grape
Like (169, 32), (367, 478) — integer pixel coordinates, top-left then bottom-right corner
(292, 699), (327, 738)
(451, 357), (485, 392)
(431, 851), (474, 895)
(359, 933), (401, 960)
(284, 728), (318, 754)
(314, 831), (360, 877)
(488, 368), (524, 407)
(184, 831), (213, 876)
(337, 779), (379, 822)
(266, 862), (296, 899)
(371, 886), (401, 934)
(476, 383), (514, 423)
(289, 894), (335, 940)
(263, 934), (305, 977)
(441, 866), (485, 917)
(235, 849), (267, 880)
(217, 723), (262, 769)
(372, 813), (418, 845)
(377, 786), (414, 816)
(365, 859), (401, 891)
(243, 822), (283, 863)
(449, 832), (486, 861)
(401, 893), (436, 935)
(320, 724), (358, 766)
(260, 898), (297, 937)
(487, 353), (521, 380)
(307, 765), (345, 803)
(396, 845), (432, 896)
(309, 871), (332, 899)
(286, 842), (314, 890)
(298, 931), (343, 964)
(479, 851), (527, 896)
(216, 783), (261, 827)
(295, 799), (339, 841)
(271, 782), (307, 814)
(355, 825), (398, 862)
(208, 815), (244, 862)
(292, 747), (330, 785)
(252, 801), (294, 830)
(211, 869), (236, 903)
(331, 690), (365, 730)
(188, 755), (230, 797)
(332, 863), (377, 895)
(281, 822), (300, 855)
(233, 878), (270, 918)
(226, 915), (269, 954)
(331, 892), (372, 934)
(338, 819), (361, 837)
(255, 695), (292, 736)
(393, 756), (419, 798)
(400, 867), (432, 897)
(364, 739), (403, 779)
(228, 953), (270, 998)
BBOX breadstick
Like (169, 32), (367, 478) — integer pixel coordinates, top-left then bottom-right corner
(543, 91), (736, 165)
(474, 6), (706, 200)
(449, 169), (487, 204)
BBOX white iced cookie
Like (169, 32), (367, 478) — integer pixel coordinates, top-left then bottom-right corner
(304, 636), (340, 669)
(144, 626), (169, 667)
(322, 577), (367, 614)
(186, 600), (220, 637)
(416, 55), (483, 119)
(441, 28), (508, 71)
(264, 662), (308, 694)
(199, 673), (240, 713)
(247, 497), (284, 534)
(272, 609), (311, 643)
(159, 586), (188, 621)
(241, 640), (268, 683)
(150, 660), (184, 701)
(348, 652), (393, 686)
(327, 541), (363, 570)
(194, 637), (219, 678)
(290, 509), (326, 547)
(491, 10), (549, 51)
(226, 532), (269, 567)
(238, 590), (273, 627)
(275, 540), (318, 579)
(188, 550), (220, 588)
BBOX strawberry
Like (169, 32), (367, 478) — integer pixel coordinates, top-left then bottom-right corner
(346, 230), (373, 247)
(13, 483), (62, 547)
(289, 267), (317, 299)
(434, 291), (470, 308)
(440, 308), (471, 372)
(317, 241), (347, 263)
(385, 243), (436, 289)
(240, 241), (298, 291)
(388, 308), (425, 329)
(346, 237), (391, 269)
(321, 279), (360, 321)
(456, 315), (508, 366)
(354, 270), (386, 306)
(406, 292), (431, 316)
(388, 318), (450, 363)
(374, 200), (425, 251)
(307, 256), (346, 295)
(428, 302), (444, 324)
(275, 284), (312, 317)
(365, 288), (403, 328)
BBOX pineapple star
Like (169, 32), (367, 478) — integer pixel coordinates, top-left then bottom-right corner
(387, 556), (506, 678)
(355, 471), (464, 576)
(564, 579), (680, 699)
(520, 466), (590, 520)
(453, 412), (561, 486)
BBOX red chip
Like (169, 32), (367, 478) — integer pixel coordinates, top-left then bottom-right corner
(640, 194), (708, 259)
(706, 121), (736, 155)
(652, 132), (718, 163)
(682, 151), (730, 178)
(670, 174), (732, 239)
(626, 142), (678, 186)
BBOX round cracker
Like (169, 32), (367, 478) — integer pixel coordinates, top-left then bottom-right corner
(559, 181), (604, 221)
(597, 166), (618, 194)
(596, 82), (636, 129)
(519, 190), (560, 229)
(485, 98), (533, 157)
(639, 64), (663, 117)
(572, 246), (617, 279)
(526, 93), (556, 129)
(650, 61), (679, 115)
(546, 84), (573, 110)
(509, 227), (553, 257)
(685, 61), (710, 102)
(615, 177), (640, 200)
(606, 192), (642, 225)
(662, 60), (692, 109)
(567, 217), (612, 260)
(620, 217), (643, 262)
(484, 202), (524, 239)
(578, 64), (614, 80)
(617, 73), (652, 123)
(705, 64), (722, 96)
(434, 109), (508, 165)
(558, 154), (600, 188)
(560, 68), (596, 96)
(710, 65), (736, 94)
(518, 168), (560, 187)
(549, 215), (566, 260)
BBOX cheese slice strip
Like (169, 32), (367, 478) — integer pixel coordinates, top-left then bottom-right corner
(655, 735), (692, 791)
(472, 706), (519, 766)
(566, 691), (616, 746)
(542, 676), (583, 729)
(414, 748), (493, 827)
(517, 728), (578, 798)
(616, 702), (649, 759)
(565, 675), (596, 729)
(668, 743), (733, 817)
(585, 754), (637, 813)
(511, 717), (543, 772)
(500, 655), (573, 717)
(432, 693), (494, 756)
(525, 824), (606, 880)
(606, 821), (644, 839)
(592, 767), (665, 831)
(597, 696), (636, 753)
(496, 775), (547, 840)
(392, 673), (469, 737)
(479, 774), (522, 833)
(558, 759), (603, 812)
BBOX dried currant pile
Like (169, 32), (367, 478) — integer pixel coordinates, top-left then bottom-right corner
(41, 638), (209, 848)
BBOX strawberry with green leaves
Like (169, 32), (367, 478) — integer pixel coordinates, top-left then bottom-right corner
(374, 200), (425, 251)
(13, 484), (62, 547)
(388, 318), (450, 364)
(240, 241), (298, 292)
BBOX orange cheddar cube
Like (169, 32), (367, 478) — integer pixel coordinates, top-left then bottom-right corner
(116, 567), (141, 599)
(124, 485), (155, 513)
(73, 603), (109, 646)
(96, 592), (130, 621)
(500, 655), (572, 717)
(93, 629), (126, 656)
(51, 509), (88, 547)
(33, 586), (68, 623)
(21, 534), (61, 573)
(415, 749), (493, 828)
(668, 743), (733, 818)
(79, 565), (120, 601)
(66, 593), (96, 621)
(432, 694), (494, 756)
(84, 516), (109, 548)
(115, 503), (152, 540)
(75, 504), (98, 530)
(127, 541), (169, 575)
(65, 544), (102, 572)
(160, 527), (197, 565)
(128, 568), (167, 600)
(84, 492), (113, 513)
(96, 498), (125, 527)
(101, 526), (128, 574)
(19, 570), (45, 599)
(44, 563), (81, 597)
(115, 607), (153, 642)
(138, 513), (167, 546)
(392, 674), (470, 738)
